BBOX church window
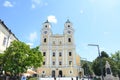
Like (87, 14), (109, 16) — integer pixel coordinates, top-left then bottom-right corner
(44, 38), (46, 43)
(53, 52), (55, 57)
(69, 52), (72, 56)
(43, 62), (45, 65)
(53, 61), (55, 65)
(45, 25), (47, 28)
(68, 38), (71, 42)
(69, 61), (72, 65)
(43, 52), (46, 56)
(59, 52), (62, 57)
(59, 61), (62, 65)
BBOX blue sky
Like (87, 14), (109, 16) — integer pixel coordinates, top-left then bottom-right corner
(0, 0), (120, 61)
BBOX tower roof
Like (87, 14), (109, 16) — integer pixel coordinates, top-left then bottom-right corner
(66, 19), (71, 23)
(44, 20), (49, 23)
(0, 19), (19, 40)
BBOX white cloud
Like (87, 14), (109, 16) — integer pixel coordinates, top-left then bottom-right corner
(29, 32), (37, 42)
(47, 15), (57, 24)
(3, 1), (14, 7)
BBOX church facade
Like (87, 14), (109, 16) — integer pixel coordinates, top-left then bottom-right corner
(37, 19), (82, 77)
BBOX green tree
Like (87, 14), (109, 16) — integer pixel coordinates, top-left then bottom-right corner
(0, 53), (4, 75)
(92, 57), (117, 76)
(101, 51), (109, 58)
(82, 62), (93, 76)
(92, 51), (118, 77)
(111, 51), (120, 65)
(30, 46), (43, 68)
(111, 51), (120, 78)
(2, 41), (43, 78)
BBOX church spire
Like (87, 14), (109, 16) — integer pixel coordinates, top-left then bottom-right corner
(44, 20), (49, 23)
(66, 19), (71, 23)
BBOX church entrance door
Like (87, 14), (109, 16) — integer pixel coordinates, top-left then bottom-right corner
(59, 70), (62, 77)
(52, 70), (55, 77)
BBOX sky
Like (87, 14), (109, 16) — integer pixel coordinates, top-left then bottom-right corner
(0, 0), (120, 61)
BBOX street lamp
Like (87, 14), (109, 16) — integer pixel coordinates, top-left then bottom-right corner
(88, 44), (104, 80)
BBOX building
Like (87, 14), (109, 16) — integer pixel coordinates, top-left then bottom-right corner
(0, 19), (18, 53)
(37, 19), (83, 78)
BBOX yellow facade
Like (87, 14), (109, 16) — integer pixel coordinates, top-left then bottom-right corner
(37, 20), (83, 77)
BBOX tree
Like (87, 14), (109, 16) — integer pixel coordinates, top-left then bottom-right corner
(29, 46), (43, 68)
(92, 51), (118, 77)
(82, 62), (93, 76)
(92, 57), (117, 76)
(101, 51), (109, 58)
(111, 51), (120, 64)
(0, 53), (4, 75)
(111, 51), (120, 78)
(2, 41), (43, 79)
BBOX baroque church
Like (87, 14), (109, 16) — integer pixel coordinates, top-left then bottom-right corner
(37, 19), (83, 77)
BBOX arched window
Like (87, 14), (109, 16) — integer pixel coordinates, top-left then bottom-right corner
(52, 70), (55, 77)
(59, 52), (62, 57)
(68, 38), (71, 42)
(53, 52), (55, 57)
(59, 61), (62, 65)
(69, 52), (72, 56)
(53, 61), (55, 65)
(44, 38), (46, 43)
(43, 62), (45, 65)
(45, 25), (47, 28)
(43, 52), (46, 56)
(69, 61), (72, 65)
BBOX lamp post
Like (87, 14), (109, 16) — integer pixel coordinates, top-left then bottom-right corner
(88, 44), (104, 80)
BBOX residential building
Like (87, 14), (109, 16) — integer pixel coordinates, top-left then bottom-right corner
(0, 19), (18, 53)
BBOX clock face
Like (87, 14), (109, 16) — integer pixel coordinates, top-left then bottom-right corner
(67, 30), (71, 34)
(44, 31), (47, 34)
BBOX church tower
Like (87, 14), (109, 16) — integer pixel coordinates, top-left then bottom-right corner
(40, 20), (52, 45)
(64, 19), (76, 66)
(40, 20), (52, 69)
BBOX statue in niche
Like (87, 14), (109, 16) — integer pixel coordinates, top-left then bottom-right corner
(105, 61), (112, 75)
(105, 61), (114, 80)
(106, 68), (111, 74)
